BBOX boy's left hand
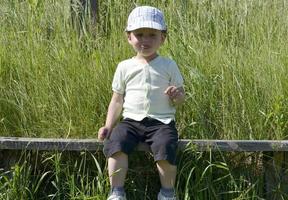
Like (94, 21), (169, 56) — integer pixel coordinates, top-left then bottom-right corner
(164, 86), (185, 105)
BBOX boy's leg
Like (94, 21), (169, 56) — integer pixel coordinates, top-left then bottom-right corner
(108, 151), (128, 187)
(104, 118), (142, 198)
(156, 160), (177, 199)
(145, 119), (178, 198)
(156, 160), (177, 189)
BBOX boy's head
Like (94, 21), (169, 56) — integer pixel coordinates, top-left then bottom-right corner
(126, 6), (167, 32)
(125, 6), (167, 60)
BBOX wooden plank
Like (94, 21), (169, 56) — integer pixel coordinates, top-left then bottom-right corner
(1, 137), (288, 152)
(0, 137), (101, 151)
(189, 140), (288, 152)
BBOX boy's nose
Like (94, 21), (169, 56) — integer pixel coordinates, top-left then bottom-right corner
(142, 36), (151, 42)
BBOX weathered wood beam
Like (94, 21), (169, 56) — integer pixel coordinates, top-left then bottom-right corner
(1, 137), (288, 152)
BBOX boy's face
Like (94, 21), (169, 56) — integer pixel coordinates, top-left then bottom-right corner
(127, 28), (166, 60)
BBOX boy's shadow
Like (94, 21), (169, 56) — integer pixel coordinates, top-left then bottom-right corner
(126, 151), (161, 200)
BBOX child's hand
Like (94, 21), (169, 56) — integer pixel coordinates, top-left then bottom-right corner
(164, 86), (185, 105)
(98, 127), (110, 141)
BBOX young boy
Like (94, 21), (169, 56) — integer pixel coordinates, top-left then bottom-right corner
(98, 6), (185, 200)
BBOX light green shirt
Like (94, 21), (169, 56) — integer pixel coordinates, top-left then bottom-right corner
(112, 56), (184, 124)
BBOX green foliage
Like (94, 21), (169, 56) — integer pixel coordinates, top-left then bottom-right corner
(176, 148), (266, 199)
(0, 151), (109, 199)
(1, 0), (287, 140)
(1, 0), (288, 139)
(2, 150), (285, 199)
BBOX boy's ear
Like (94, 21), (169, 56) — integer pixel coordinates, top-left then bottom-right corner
(127, 32), (132, 43)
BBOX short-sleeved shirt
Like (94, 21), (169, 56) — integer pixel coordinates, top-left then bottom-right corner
(112, 55), (184, 124)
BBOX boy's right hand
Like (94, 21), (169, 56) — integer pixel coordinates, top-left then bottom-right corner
(98, 127), (110, 141)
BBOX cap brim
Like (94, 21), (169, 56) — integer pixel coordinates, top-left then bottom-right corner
(126, 21), (166, 31)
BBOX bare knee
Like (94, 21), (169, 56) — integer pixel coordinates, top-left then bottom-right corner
(108, 151), (128, 175)
(108, 151), (128, 169)
(110, 151), (128, 159)
(156, 160), (177, 172)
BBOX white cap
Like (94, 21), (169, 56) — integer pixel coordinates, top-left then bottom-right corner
(126, 6), (167, 31)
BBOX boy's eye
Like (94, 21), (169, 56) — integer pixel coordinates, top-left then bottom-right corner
(134, 32), (157, 38)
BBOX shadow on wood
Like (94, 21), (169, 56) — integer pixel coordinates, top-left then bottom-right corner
(264, 152), (288, 199)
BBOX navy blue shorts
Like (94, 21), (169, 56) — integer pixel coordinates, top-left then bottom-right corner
(103, 117), (179, 165)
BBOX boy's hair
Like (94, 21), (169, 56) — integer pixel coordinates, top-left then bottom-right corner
(125, 6), (167, 32)
(126, 30), (167, 34)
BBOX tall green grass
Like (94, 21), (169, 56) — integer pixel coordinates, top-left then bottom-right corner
(1, 150), (280, 199)
(0, 151), (109, 199)
(1, 0), (288, 139)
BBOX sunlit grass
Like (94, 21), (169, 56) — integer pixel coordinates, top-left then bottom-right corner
(0, 151), (109, 199)
(1, 148), (283, 200)
(2, 150), (283, 199)
(1, 0), (288, 139)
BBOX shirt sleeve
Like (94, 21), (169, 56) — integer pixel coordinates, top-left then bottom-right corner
(169, 60), (184, 88)
(112, 63), (125, 94)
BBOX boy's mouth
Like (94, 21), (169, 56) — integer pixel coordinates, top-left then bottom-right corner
(140, 45), (150, 50)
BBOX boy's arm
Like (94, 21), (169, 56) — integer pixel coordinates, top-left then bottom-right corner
(98, 92), (124, 141)
(164, 86), (185, 106)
